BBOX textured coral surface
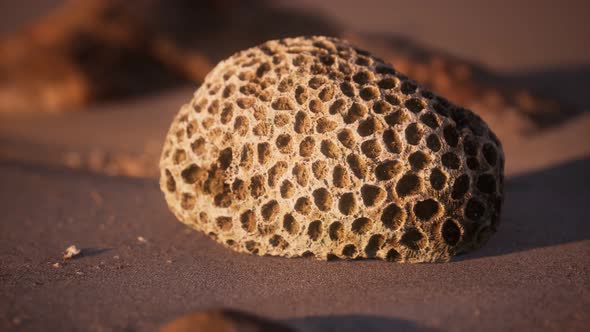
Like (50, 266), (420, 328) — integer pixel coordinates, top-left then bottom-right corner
(159, 36), (504, 263)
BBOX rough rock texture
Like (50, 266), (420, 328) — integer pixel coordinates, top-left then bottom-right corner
(159, 36), (505, 263)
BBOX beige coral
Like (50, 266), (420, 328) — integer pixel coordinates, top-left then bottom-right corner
(159, 36), (504, 263)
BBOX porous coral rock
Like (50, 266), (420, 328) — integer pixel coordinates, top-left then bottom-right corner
(159, 36), (505, 263)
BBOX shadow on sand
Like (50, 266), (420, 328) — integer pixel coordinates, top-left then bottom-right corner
(460, 156), (590, 260)
(286, 314), (440, 332)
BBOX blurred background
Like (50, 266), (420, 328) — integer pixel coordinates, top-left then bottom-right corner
(0, 0), (588, 177)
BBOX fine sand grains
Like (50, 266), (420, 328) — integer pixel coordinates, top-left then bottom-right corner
(159, 36), (504, 263)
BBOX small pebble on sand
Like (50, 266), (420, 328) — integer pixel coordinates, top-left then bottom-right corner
(63, 245), (81, 259)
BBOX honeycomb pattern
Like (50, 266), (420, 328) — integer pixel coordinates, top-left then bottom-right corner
(159, 36), (505, 263)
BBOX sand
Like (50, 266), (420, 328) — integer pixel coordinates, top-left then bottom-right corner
(1, 91), (589, 332)
(1, 1), (589, 331)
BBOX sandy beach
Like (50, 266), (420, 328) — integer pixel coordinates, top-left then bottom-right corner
(1, 1), (589, 331)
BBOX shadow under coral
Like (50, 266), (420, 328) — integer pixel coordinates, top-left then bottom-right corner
(459, 156), (590, 260)
(285, 314), (440, 332)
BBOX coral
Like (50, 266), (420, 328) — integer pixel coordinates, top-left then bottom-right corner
(159, 36), (504, 263)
